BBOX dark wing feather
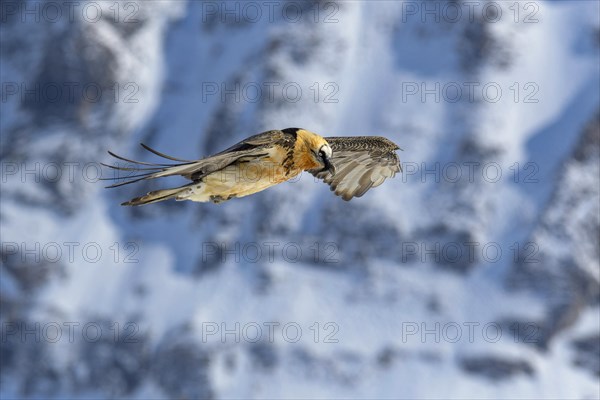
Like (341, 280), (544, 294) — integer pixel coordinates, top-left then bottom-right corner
(103, 130), (294, 188)
(309, 136), (402, 201)
(213, 130), (292, 155)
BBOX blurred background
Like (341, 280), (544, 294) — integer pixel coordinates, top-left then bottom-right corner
(1, 1), (599, 399)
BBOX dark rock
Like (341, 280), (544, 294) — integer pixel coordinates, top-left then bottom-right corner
(414, 223), (479, 273)
(376, 346), (398, 368)
(248, 342), (278, 369)
(572, 334), (600, 377)
(152, 337), (213, 400)
(71, 320), (150, 396)
(506, 110), (600, 346)
(0, 319), (63, 397)
(1, 250), (64, 293)
(497, 318), (546, 349)
(460, 355), (535, 380)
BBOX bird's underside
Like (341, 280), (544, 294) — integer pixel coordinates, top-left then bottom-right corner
(102, 128), (402, 206)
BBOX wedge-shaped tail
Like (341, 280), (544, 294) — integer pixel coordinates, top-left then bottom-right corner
(102, 140), (275, 205)
(100, 144), (199, 189)
(120, 184), (195, 206)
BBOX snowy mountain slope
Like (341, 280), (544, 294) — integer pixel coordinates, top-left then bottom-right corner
(1, 0), (599, 399)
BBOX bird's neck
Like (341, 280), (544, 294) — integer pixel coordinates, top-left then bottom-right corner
(292, 136), (321, 171)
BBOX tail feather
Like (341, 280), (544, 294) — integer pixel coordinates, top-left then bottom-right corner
(139, 143), (195, 163)
(107, 150), (172, 167)
(103, 143), (229, 205)
(102, 143), (201, 188)
(121, 184), (195, 206)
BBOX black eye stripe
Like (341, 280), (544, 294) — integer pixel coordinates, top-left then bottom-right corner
(315, 146), (329, 159)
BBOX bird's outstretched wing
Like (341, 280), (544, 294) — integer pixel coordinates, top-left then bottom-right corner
(309, 136), (402, 201)
(101, 130), (292, 188)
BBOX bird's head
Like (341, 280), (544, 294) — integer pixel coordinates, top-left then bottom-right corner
(293, 128), (335, 174)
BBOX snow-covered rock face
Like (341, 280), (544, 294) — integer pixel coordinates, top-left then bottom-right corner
(1, 1), (599, 398)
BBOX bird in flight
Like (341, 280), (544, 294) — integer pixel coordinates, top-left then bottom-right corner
(103, 128), (402, 206)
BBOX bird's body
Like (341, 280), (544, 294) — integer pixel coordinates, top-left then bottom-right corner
(183, 155), (284, 203)
(103, 128), (402, 205)
(171, 145), (305, 203)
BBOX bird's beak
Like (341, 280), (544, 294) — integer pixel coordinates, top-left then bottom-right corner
(322, 155), (336, 175)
